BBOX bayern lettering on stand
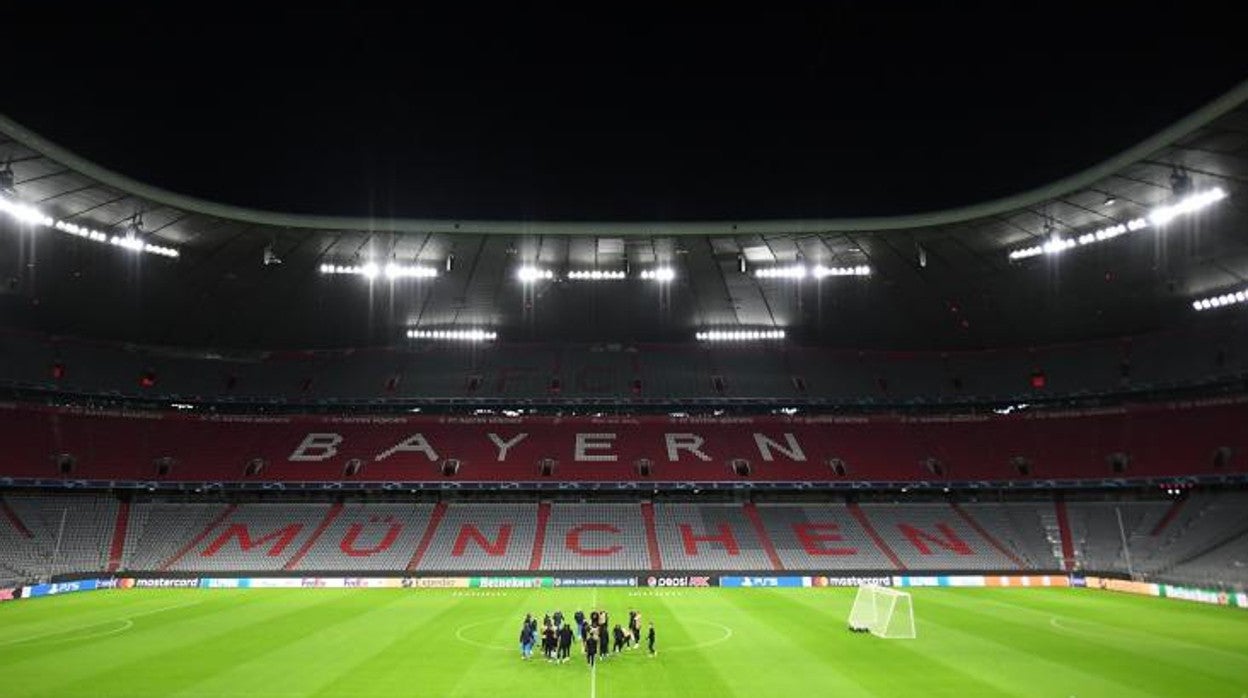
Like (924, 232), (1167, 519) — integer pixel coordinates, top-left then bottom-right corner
(340, 517), (404, 557)
(284, 429), (814, 465)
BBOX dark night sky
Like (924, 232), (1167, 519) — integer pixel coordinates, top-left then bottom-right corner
(3, 5), (1246, 221)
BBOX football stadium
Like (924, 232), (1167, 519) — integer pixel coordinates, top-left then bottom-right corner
(2, 11), (1248, 698)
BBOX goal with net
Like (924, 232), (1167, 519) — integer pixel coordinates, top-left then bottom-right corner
(847, 585), (915, 638)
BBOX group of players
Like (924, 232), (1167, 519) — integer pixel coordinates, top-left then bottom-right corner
(520, 608), (655, 666)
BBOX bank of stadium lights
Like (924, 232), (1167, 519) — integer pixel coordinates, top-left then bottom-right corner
(1008, 188), (1228, 262)
(1191, 287), (1248, 312)
(754, 264), (871, 279)
(107, 233), (175, 257)
(0, 194), (52, 226)
(319, 262), (438, 280)
(695, 329), (786, 342)
(517, 265), (555, 283)
(639, 267), (676, 282)
(1149, 188), (1227, 226)
(0, 194), (180, 258)
(516, 266), (673, 282)
(567, 269), (627, 280)
(406, 328), (497, 341)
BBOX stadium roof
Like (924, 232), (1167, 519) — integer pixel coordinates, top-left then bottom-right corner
(1, 79), (1247, 350)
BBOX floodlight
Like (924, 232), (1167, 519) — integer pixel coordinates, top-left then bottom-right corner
(1191, 285), (1248, 313)
(1009, 188), (1226, 261)
(0, 195), (54, 227)
(517, 265), (553, 282)
(1149, 188), (1226, 227)
(568, 269), (626, 280)
(407, 328), (497, 341)
(695, 328), (786, 342)
(755, 264), (808, 279)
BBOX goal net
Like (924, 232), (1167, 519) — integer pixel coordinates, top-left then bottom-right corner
(847, 585), (916, 639)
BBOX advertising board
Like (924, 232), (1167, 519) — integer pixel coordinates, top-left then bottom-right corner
(23, 579), (99, 598)
(131, 578), (200, 589)
(719, 576), (806, 588)
(471, 577), (554, 589)
(552, 578), (636, 588)
(639, 575), (717, 588)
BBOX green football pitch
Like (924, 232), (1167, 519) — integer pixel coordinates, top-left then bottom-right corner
(1, 586), (1246, 697)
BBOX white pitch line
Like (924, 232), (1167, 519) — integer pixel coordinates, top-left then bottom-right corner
(663, 619), (734, 653)
(1, 618), (134, 646)
(453, 619), (516, 652)
(0, 599), (204, 647)
(591, 588), (598, 698)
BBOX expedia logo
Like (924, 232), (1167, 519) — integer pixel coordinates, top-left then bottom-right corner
(415, 577), (462, 588)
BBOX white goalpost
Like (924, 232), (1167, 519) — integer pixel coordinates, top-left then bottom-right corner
(847, 585), (916, 639)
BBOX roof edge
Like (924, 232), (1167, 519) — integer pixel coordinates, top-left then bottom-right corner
(2, 78), (1247, 236)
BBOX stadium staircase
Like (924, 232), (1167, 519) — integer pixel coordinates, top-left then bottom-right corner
(405, 501), (446, 571)
(105, 500), (130, 573)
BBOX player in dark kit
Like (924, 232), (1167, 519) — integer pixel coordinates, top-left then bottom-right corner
(629, 611), (641, 648)
(557, 622), (574, 663)
(543, 623), (557, 661)
(613, 624), (626, 653)
(574, 609), (585, 639)
(585, 629), (598, 666)
(520, 622), (535, 660)
(647, 622), (656, 656)
(598, 612), (609, 660)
